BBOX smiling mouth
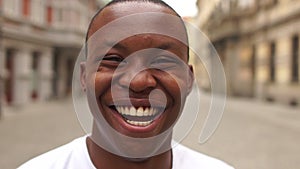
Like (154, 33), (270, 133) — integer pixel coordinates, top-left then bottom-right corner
(110, 106), (164, 127)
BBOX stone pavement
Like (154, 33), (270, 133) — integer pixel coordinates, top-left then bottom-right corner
(0, 93), (299, 169)
(183, 95), (300, 169)
(0, 98), (84, 169)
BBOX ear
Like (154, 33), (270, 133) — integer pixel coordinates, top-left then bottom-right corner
(80, 62), (87, 92)
(187, 64), (194, 94)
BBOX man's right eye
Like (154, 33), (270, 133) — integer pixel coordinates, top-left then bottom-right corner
(102, 55), (123, 62)
(96, 54), (128, 69)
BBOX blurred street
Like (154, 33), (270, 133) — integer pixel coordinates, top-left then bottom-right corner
(1, 1), (299, 169)
(0, 98), (84, 169)
(0, 92), (300, 169)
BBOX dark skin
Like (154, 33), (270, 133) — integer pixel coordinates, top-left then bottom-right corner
(81, 2), (194, 169)
(87, 137), (172, 169)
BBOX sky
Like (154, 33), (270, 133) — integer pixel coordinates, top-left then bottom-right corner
(163, 0), (198, 17)
(101, 0), (199, 17)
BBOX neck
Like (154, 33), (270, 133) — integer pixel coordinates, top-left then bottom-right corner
(86, 137), (172, 169)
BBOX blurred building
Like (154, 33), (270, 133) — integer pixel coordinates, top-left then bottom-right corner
(196, 0), (300, 105)
(0, 0), (104, 107)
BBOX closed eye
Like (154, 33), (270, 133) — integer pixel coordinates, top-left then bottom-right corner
(95, 54), (127, 69)
(151, 55), (181, 66)
(102, 55), (123, 62)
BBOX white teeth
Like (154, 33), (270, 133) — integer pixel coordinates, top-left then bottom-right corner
(124, 107), (130, 115)
(116, 107), (121, 113)
(144, 108), (150, 116)
(115, 106), (160, 117)
(137, 107), (144, 117)
(150, 107), (154, 116)
(129, 107), (136, 116)
(126, 120), (153, 126)
(114, 106), (162, 127)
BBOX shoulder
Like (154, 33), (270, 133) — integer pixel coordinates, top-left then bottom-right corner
(17, 136), (94, 169)
(172, 144), (234, 169)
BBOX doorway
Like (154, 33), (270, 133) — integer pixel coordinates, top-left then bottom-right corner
(5, 49), (14, 104)
(31, 52), (40, 100)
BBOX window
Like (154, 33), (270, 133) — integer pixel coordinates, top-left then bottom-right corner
(270, 42), (276, 82)
(292, 36), (299, 82)
(46, 6), (53, 24)
(22, 0), (30, 17)
(251, 45), (256, 81)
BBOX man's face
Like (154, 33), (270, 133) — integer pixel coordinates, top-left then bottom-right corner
(82, 2), (194, 138)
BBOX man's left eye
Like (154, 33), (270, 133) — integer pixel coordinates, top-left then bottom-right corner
(151, 55), (180, 66)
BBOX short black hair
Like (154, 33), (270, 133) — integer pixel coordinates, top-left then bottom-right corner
(85, 0), (183, 42)
(85, 0), (189, 60)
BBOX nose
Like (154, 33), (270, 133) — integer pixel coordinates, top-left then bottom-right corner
(119, 69), (157, 93)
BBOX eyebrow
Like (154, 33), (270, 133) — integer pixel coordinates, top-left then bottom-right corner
(104, 40), (127, 51)
(106, 41), (177, 49)
(155, 42), (177, 50)
(156, 42), (188, 58)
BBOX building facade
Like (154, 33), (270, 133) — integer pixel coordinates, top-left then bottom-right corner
(0, 0), (103, 107)
(197, 0), (300, 105)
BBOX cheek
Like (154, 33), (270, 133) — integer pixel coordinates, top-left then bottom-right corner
(89, 72), (113, 96)
(160, 77), (183, 130)
(159, 74), (189, 99)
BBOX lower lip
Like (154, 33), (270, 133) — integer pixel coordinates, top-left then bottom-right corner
(110, 108), (164, 134)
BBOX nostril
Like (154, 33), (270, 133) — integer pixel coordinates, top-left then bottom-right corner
(128, 87), (155, 98)
(128, 71), (157, 92)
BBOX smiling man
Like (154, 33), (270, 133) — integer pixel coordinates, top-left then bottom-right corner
(18, 0), (234, 169)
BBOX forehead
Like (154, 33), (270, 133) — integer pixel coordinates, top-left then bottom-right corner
(88, 2), (182, 39)
(86, 2), (188, 61)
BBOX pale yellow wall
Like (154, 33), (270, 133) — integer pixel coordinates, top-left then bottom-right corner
(256, 42), (270, 83)
(276, 37), (292, 84)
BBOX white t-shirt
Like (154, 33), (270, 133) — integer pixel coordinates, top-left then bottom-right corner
(18, 136), (234, 169)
